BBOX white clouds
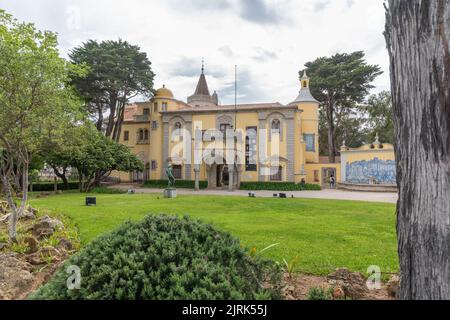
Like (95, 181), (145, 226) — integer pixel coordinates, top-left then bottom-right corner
(0, 0), (390, 104)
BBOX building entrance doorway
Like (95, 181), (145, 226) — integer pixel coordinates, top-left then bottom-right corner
(217, 165), (230, 188)
(322, 168), (337, 189)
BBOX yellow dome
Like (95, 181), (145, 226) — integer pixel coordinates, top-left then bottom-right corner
(155, 85), (174, 98)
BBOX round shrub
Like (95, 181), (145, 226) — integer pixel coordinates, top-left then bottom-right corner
(30, 215), (282, 300)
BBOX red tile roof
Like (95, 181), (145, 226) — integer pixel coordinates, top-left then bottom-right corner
(170, 102), (288, 113)
(124, 104), (138, 121)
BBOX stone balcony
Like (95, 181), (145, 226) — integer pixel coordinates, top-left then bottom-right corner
(133, 115), (150, 122)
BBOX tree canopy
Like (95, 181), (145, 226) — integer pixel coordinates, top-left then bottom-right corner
(362, 91), (394, 144)
(302, 51), (382, 162)
(69, 39), (155, 140)
(70, 130), (144, 192)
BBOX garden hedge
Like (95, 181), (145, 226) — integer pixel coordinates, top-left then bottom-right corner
(143, 180), (208, 189)
(29, 181), (80, 192)
(143, 180), (321, 191)
(29, 215), (282, 300)
(239, 182), (322, 191)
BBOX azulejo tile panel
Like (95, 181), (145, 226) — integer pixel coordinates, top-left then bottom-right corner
(346, 157), (396, 184)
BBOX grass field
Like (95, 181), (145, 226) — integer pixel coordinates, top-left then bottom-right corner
(30, 193), (398, 276)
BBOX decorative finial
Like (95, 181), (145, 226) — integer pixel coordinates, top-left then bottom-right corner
(163, 84), (165, 88)
(374, 133), (380, 145)
(201, 57), (205, 74)
(341, 139), (348, 151)
(302, 70), (308, 78)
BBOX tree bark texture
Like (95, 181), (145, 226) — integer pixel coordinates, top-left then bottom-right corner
(326, 104), (336, 163)
(385, 0), (450, 300)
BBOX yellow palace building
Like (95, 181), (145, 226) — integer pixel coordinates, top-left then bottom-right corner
(113, 65), (341, 190)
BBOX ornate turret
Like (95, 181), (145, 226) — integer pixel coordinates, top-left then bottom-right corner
(187, 60), (217, 107)
(291, 71), (319, 104)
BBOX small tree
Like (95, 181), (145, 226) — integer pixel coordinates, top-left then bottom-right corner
(40, 122), (94, 190)
(0, 10), (82, 241)
(71, 132), (144, 192)
(69, 40), (155, 141)
(302, 51), (382, 162)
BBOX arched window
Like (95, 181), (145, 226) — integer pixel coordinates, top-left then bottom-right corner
(173, 122), (183, 141)
(269, 118), (283, 142)
(271, 119), (281, 133)
(138, 129), (144, 141)
(144, 129), (149, 141)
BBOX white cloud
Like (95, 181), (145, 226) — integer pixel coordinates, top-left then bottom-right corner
(0, 0), (390, 104)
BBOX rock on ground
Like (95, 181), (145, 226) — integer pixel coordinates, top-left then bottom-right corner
(0, 206), (75, 300)
(27, 247), (62, 266)
(327, 268), (369, 299)
(0, 253), (34, 300)
(29, 215), (64, 240)
(387, 275), (400, 298)
(33, 215), (64, 230)
(24, 236), (39, 254)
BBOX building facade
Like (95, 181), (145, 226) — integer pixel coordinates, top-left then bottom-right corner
(113, 67), (341, 189)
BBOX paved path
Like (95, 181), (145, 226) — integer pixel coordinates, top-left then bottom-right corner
(112, 184), (398, 204)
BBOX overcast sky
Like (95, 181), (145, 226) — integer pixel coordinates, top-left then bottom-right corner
(1, 0), (390, 105)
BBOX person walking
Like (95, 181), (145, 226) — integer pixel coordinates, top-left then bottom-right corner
(329, 174), (336, 189)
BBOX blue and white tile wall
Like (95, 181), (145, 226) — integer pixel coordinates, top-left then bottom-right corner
(346, 158), (396, 184)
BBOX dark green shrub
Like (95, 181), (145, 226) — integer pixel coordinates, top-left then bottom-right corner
(239, 182), (322, 191)
(29, 181), (80, 192)
(89, 186), (126, 194)
(143, 180), (208, 189)
(30, 215), (282, 300)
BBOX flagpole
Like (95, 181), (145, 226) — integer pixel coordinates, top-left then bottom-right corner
(234, 65), (237, 190)
(234, 65), (237, 130)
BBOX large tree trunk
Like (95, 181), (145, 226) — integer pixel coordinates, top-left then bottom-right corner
(112, 99), (126, 142)
(1, 166), (27, 242)
(52, 165), (69, 190)
(326, 104), (336, 163)
(385, 0), (450, 300)
(105, 93), (118, 138)
(1, 175), (18, 242)
(96, 103), (104, 132)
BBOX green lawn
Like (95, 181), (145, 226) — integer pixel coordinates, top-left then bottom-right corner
(30, 193), (398, 276)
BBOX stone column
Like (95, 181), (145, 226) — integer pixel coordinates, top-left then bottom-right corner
(258, 112), (267, 182)
(228, 165), (235, 191)
(194, 165), (200, 191)
(286, 118), (295, 182)
(236, 164), (243, 189)
(162, 117), (170, 178)
(207, 165), (217, 189)
(184, 120), (193, 180)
